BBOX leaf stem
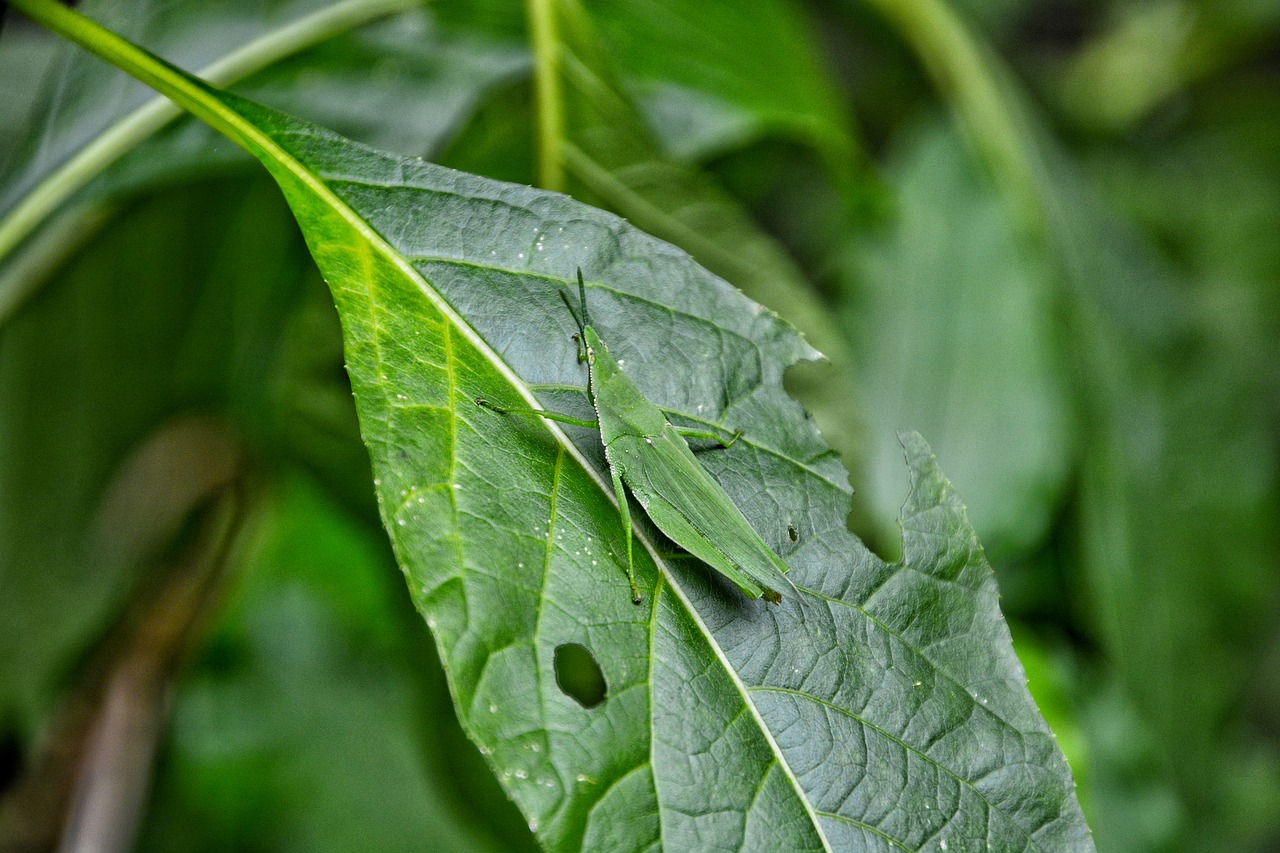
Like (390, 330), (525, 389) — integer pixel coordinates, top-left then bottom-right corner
(0, 0), (420, 324)
(525, 0), (566, 192)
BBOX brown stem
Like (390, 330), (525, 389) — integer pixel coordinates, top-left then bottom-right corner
(0, 415), (254, 853)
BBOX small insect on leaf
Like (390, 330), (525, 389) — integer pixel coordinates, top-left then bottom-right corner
(477, 270), (793, 606)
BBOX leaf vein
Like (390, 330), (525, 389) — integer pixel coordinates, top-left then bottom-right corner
(748, 685), (1044, 851)
(797, 584), (1031, 741)
(812, 810), (914, 852)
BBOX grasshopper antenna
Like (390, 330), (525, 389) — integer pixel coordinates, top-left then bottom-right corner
(576, 268), (591, 329)
(558, 269), (588, 338)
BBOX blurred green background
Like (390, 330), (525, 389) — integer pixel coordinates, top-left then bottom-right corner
(1, 0), (1277, 850)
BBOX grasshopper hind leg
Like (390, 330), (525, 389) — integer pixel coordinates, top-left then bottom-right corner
(608, 466), (642, 604)
(675, 426), (743, 450)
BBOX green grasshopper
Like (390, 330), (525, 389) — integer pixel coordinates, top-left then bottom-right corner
(476, 270), (791, 605)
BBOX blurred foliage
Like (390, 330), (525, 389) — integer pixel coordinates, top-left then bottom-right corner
(141, 472), (533, 852)
(1, 0), (1278, 850)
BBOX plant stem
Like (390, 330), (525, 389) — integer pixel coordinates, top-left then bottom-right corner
(525, 0), (566, 192)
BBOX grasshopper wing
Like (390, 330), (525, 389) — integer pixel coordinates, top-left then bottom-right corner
(617, 425), (789, 603)
(587, 323), (789, 602)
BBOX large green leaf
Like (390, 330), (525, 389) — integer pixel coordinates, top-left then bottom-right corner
(585, 0), (855, 166)
(14, 2), (1093, 849)
(845, 121), (1070, 562)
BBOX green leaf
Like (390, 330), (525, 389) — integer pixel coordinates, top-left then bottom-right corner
(858, 0), (1280, 844)
(529, 0), (826, 327)
(13, 2), (1093, 848)
(585, 0), (856, 166)
(0, 0), (417, 264)
(846, 122), (1070, 561)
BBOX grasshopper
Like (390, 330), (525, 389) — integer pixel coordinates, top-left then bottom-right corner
(476, 270), (791, 605)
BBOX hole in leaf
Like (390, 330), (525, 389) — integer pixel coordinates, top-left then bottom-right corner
(554, 643), (606, 708)
(788, 524), (799, 542)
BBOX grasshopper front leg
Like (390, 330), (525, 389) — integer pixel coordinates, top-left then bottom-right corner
(474, 397), (599, 430)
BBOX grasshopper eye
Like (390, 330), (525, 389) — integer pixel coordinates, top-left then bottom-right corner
(788, 524), (799, 543)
